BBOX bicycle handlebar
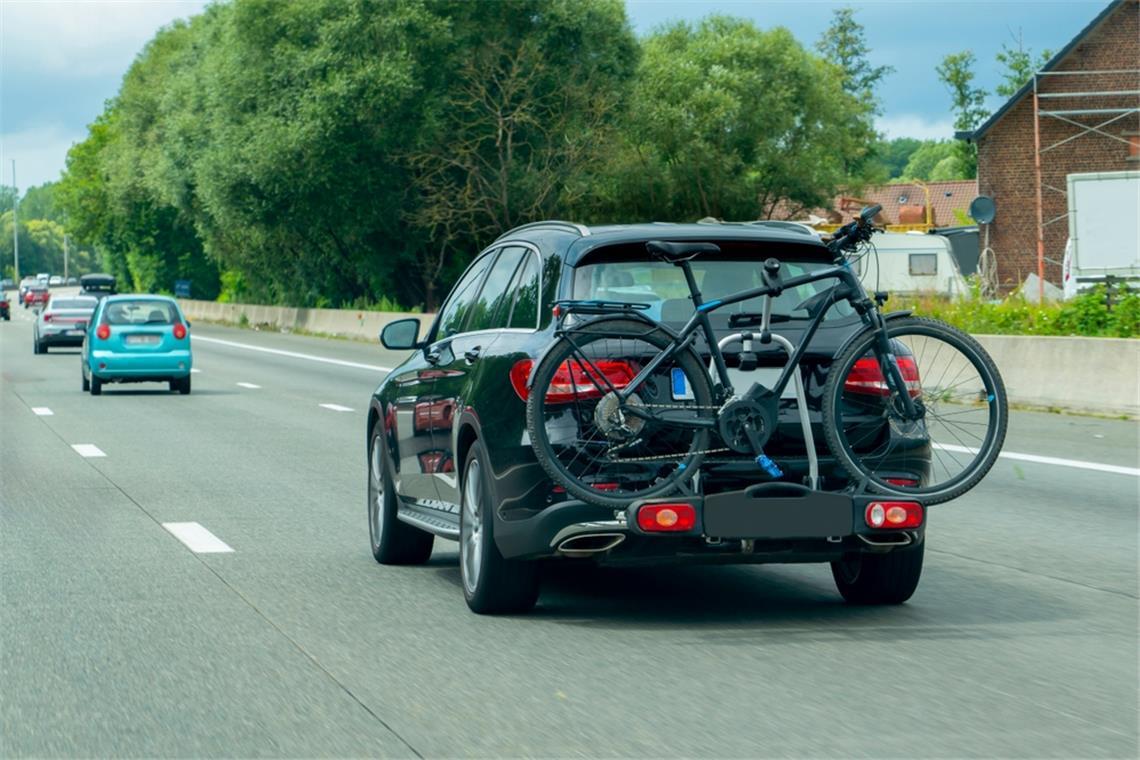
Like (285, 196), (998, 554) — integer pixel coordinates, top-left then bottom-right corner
(827, 204), (881, 258)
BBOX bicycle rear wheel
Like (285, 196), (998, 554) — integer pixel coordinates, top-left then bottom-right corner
(525, 318), (715, 509)
(822, 316), (1007, 505)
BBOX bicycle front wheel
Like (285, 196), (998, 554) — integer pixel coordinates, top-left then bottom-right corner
(822, 316), (1008, 504)
(525, 318), (715, 509)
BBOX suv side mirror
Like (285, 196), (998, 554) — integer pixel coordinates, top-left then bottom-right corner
(380, 318), (423, 350)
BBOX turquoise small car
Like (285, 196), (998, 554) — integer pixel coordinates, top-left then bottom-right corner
(81, 295), (193, 395)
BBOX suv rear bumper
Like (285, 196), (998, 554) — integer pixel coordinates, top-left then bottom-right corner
(495, 486), (924, 564)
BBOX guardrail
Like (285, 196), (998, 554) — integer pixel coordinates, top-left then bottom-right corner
(178, 299), (1139, 416)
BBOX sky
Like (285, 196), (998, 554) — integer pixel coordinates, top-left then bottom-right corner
(0, 0), (1111, 192)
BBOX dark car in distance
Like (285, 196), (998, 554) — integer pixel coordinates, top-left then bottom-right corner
(368, 221), (928, 614)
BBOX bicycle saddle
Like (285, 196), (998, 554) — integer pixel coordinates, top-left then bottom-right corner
(646, 240), (721, 262)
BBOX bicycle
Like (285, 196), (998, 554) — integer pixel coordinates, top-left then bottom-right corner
(524, 205), (1009, 509)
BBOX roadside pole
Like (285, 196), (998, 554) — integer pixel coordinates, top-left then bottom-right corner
(64, 234), (69, 281)
(11, 160), (19, 283)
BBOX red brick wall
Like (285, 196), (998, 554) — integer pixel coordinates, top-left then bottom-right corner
(976, 0), (1140, 292)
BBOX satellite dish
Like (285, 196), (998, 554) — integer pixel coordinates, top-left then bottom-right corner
(969, 195), (996, 224)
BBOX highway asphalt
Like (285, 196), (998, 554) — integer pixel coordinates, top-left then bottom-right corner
(1, 300), (1137, 758)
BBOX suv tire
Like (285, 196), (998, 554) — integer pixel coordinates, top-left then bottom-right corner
(831, 541), (924, 605)
(460, 440), (540, 614)
(368, 427), (433, 565)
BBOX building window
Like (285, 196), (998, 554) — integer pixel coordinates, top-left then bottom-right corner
(909, 253), (938, 276)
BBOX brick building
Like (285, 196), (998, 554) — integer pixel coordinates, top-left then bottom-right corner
(959, 0), (1139, 292)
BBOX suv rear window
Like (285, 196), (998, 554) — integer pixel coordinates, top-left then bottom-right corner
(572, 256), (854, 325)
(102, 300), (180, 325)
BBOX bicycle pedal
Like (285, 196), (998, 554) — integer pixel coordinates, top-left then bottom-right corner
(755, 454), (783, 479)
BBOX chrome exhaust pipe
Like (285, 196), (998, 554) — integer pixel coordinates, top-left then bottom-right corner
(556, 533), (626, 557)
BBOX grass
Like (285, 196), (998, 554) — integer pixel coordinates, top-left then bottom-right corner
(890, 282), (1140, 338)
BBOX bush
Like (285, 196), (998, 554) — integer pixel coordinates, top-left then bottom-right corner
(894, 284), (1140, 338)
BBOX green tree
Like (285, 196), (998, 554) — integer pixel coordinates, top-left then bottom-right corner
(19, 183), (63, 223)
(995, 30), (1053, 98)
(407, 0), (637, 305)
(937, 51), (988, 178)
(599, 16), (870, 222)
(876, 137), (923, 179)
(892, 140), (971, 182)
(815, 7), (892, 186)
(816, 7), (893, 110)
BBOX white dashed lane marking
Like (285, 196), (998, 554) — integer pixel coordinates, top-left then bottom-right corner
(31, 407), (53, 416)
(71, 444), (106, 458)
(162, 522), (234, 554)
(236, 382), (261, 389)
(190, 368), (202, 374)
(319, 403), (354, 413)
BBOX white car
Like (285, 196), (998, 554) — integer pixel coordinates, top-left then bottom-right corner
(49, 275), (63, 287)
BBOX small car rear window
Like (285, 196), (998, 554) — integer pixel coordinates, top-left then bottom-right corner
(102, 300), (180, 325)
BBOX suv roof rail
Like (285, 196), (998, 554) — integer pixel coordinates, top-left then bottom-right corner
(494, 220), (590, 242)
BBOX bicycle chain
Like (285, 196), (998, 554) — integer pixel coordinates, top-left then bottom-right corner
(600, 402), (729, 462)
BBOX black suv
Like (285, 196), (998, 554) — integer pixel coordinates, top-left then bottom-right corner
(368, 221), (926, 614)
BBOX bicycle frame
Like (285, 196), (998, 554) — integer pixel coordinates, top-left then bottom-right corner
(559, 253), (921, 428)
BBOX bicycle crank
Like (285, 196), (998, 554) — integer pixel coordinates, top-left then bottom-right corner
(717, 395), (778, 454)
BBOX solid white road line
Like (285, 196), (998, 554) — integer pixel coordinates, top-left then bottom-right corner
(319, 403), (354, 413)
(935, 443), (1140, 477)
(162, 522), (234, 554)
(71, 444), (106, 458)
(31, 407), (53, 416)
(236, 382), (261, 389)
(191, 335), (391, 372)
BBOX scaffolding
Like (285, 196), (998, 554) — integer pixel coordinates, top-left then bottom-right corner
(1031, 68), (1140, 300)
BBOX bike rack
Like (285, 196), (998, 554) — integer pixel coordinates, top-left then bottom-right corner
(712, 332), (820, 490)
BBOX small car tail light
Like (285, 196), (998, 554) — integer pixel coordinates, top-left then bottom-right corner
(172, 323), (187, 340)
(844, 356), (921, 397)
(96, 324), (110, 341)
(510, 359), (534, 401)
(865, 501), (923, 529)
(637, 503), (697, 532)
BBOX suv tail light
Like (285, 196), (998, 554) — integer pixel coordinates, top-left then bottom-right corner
(511, 358), (637, 403)
(172, 323), (187, 340)
(95, 324), (110, 341)
(844, 356), (920, 397)
(865, 501), (923, 529)
(43, 313), (52, 322)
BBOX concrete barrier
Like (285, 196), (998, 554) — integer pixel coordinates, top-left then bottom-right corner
(178, 297), (1139, 415)
(976, 335), (1139, 417)
(177, 298), (434, 344)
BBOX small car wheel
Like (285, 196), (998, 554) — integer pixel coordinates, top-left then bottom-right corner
(368, 426), (433, 565)
(831, 541), (924, 605)
(459, 439), (540, 614)
(180, 376), (191, 395)
(90, 376), (102, 396)
(82, 367), (90, 392)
